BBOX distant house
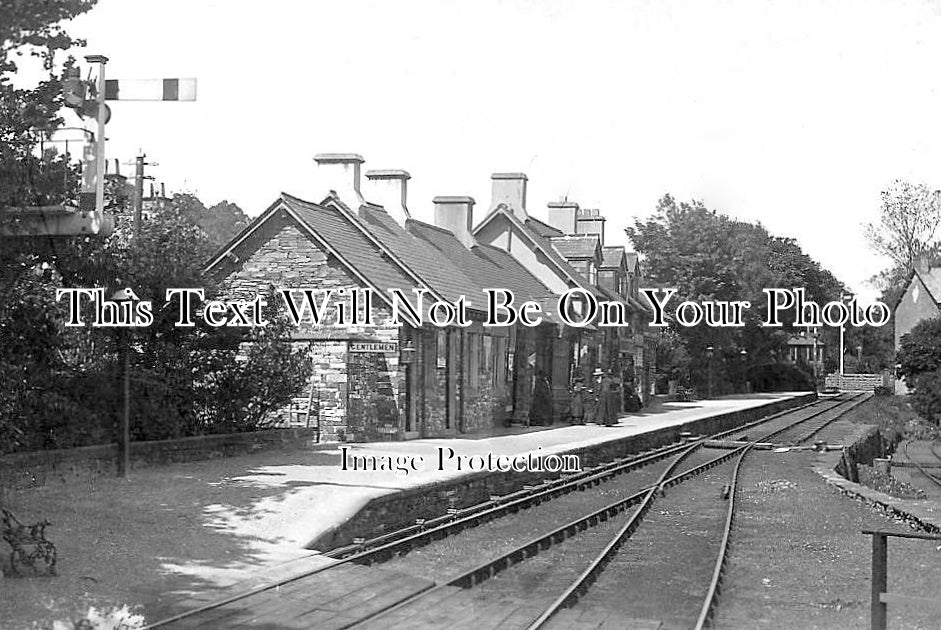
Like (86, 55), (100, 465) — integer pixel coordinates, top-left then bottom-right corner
(893, 260), (941, 392)
(785, 330), (825, 374)
(894, 262), (941, 348)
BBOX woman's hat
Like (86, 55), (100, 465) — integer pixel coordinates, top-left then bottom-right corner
(592, 368), (604, 376)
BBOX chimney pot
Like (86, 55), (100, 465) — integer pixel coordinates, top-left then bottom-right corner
(365, 169), (411, 225)
(576, 208), (606, 245)
(433, 196), (476, 249)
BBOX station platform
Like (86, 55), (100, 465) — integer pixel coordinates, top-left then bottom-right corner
(223, 395), (804, 550)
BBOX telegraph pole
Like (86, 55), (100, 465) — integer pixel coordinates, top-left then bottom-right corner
(134, 154), (144, 239)
(129, 153), (157, 239)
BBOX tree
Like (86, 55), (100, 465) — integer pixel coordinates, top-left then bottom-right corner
(0, 0), (99, 450)
(865, 180), (941, 276)
(897, 318), (941, 425)
(627, 194), (847, 393)
(0, 1), (98, 208)
(897, 318), (941, 384)
(2, 193), (313, 453)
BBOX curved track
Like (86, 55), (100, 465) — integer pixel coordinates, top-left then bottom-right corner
(901, 440), (941, 492)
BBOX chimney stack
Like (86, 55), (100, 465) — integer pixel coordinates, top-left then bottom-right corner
(576, 208), (605, 245)
(490, 172), (528, 219)
(547, 200), (579, 234)
(314, 153), (366, 210)
(365, 170), (411, 225)
(433, 196), (476, 249)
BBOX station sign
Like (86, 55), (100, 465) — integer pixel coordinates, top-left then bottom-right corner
(350, 341), (398, 353)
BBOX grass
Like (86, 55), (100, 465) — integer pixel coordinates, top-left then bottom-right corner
(0, 445), (337, 629)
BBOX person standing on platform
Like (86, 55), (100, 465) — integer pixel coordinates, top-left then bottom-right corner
(569, 377), (586, 425)
(530, 371), (552, 426)
(601, 370), (619, 426)
(586, 369), (604, 424)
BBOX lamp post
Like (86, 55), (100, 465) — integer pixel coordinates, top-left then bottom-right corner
(706, 345), (715, 399)
(111, 288), (137, 478)
(739, 348), (748, 393)
(400, 336), (417, 434)
(839, 293), (853, 377)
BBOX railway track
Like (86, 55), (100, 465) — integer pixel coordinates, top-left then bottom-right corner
(347, 393), (866, 629)
(901, 440), (941, 492)
(143, 393), (866, 630)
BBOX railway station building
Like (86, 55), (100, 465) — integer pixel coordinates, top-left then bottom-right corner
(205, 154), (654, 442)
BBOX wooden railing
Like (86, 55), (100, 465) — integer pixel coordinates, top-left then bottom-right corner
(863, 529), (941, 630)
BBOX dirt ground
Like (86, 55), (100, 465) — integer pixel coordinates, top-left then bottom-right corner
(0, 447), (336, 629)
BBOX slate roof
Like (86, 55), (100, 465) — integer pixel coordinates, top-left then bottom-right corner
(474, 205), (602, 297)
(625, 251), (639, 272)
(601, 246), (626, 269)
(206, 194), (420, 303)
(916, 268), (941, 304)
(407, 220), (553, 302)
(526, 217), (563, 238)
(351, 203), (487, 309)
(549, 235), (600, 260)
(209, 191), (645, 323)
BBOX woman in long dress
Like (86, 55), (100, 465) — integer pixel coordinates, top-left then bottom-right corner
(585, 370), (603, 424)
(601, 372), (619, 426)
(530, 371), (552, 426)
(569, 378), (586, 425)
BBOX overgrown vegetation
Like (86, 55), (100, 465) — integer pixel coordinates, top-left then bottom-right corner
(897, 317), (941, 425)
(847, 394), (941, 442)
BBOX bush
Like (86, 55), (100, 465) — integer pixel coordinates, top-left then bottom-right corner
(911, 369), (941, 425)
(749, 362), (815, 392)
(898, 318), (941, 382)
(873, 385), (894, 397)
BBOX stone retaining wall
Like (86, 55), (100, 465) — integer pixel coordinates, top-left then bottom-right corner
(0, 428), (318, 490)
(307, 393), (816, 551)
(813, 423), (941, 533)
(824, 373), (887, 391)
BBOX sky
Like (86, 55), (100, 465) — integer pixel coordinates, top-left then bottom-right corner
(30, 0), (941, 302)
